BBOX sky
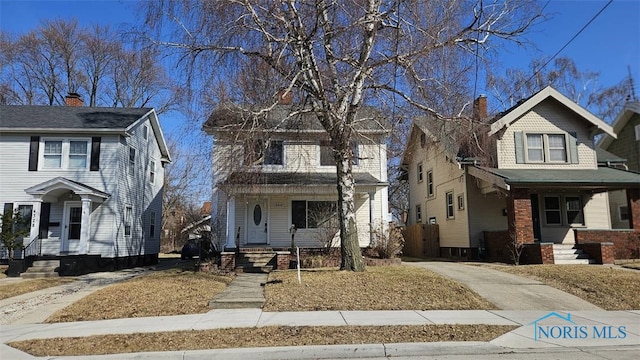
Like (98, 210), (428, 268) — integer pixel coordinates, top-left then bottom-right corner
(1, 0), (639, 123)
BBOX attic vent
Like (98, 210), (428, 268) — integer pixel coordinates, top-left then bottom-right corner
(420, 133), (426, 148)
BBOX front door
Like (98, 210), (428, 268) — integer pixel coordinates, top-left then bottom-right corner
(530, 194), (542, 242)
(62, 202), (82, 253)
(247, 199), (268, 244)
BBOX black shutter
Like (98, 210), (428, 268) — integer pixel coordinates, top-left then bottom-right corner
(29, 136), (40, 171)
(90, 137), (101, 171)
(39, 203), (51, 239)
(2, 203), (13, 232)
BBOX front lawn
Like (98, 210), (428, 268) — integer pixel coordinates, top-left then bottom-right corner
(482, 264), (640, 310)
(263, 265), (496, 311)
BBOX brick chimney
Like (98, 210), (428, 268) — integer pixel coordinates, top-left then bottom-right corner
(65, 92), (83, 107)
(473, 94), (487, 120)
(277, 89), (293, 105)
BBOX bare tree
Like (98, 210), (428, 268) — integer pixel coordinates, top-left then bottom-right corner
(0, 18), (175, 110)
(487, 56), (631, 122)
(143, 0), (543, 271)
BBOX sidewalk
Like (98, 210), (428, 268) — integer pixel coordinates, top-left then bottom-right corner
(1, 261), (639, 359)
(2, 309), (639, 359)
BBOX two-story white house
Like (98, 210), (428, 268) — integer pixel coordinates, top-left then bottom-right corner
(402, 86), (640, 263)
(0, 94), (171, 274)
(204, 99), (390, 252)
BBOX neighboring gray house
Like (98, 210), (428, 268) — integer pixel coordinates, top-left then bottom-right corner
(0, 95), (171, 273)
(597, 101), (640, 228)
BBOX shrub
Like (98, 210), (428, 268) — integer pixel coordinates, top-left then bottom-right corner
(371, 221), (404, 259)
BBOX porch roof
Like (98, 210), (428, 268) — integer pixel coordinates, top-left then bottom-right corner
(25, 177), (110, 200)
(219, 171), (387, 194)
(472, 166), (640, 192)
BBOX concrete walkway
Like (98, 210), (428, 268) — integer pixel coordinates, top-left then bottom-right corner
(406, 262), (602, 310)
(209, 273), (268, 309)
(1, 261), (638, 359)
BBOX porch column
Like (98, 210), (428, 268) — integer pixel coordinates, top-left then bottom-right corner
(507, 188), (534, 245)
(78, 197), (92, 254)
(226, 196), (236, 249)
(369, 191), (376, 246)
(627, 188), (640, 232)
(29, 199), (42, 242)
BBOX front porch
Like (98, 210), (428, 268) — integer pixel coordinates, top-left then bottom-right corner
(469, 166), (640, 264)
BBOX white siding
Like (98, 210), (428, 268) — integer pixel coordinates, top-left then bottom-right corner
(1, 113), (167, 259)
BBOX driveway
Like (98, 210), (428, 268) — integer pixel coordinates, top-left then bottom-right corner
(405, 261), (601, 311)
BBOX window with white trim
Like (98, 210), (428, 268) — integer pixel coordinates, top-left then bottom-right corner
(319, 141), (359, 166)
(543, 195), (584, 226)
(41, 138), (90, 170)
(446, 191), (454, 219)
(525, 133), (568, 163)
(457, 194), (464, 210)
(142, 125), (149, 141)
(246, 140), (284, 166)
(427, 170), (434, 197)
(544, 196), (562, 225)
(417, 162), (423, 182)
(415, 204), (422, 223)
(124, 206), (132, 237)
(291, 200), (337, 229)
(149, 160), (156, 184)
(128, 147), (136, 176)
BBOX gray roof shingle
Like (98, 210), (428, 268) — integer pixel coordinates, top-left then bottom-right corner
(0, 105), (152, 130)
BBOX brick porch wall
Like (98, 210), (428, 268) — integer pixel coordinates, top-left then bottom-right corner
(574, 229), (640, 259)
(507, 188), (534, 246)
(575, 242), (615, 264)
(483, 231), (552, 264)
(220, 252), (235, 271)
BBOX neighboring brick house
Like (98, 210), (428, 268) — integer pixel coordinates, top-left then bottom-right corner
(597, 101), (640, 229)
(0, 94), (171, 273)
(402, 86), (640, 263)
(204, 98), (390, 251)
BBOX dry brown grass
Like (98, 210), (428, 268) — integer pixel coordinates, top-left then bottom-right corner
(263, 265), (496, 311)
(482, 264), (640, 310)
(9, 325), (517, 357)
(45, 268), (233, 322)
(0, 265), (7, 278)
(0, 278), (76, 300)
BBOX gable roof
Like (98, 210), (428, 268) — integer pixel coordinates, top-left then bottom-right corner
(488, 86), (616, 139)
(204, 103), (389, 134)
(0, 105), (171, 163)
(597, 101), (640, 150)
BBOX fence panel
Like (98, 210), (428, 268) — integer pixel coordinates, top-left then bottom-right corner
(402, 224), (439, 258)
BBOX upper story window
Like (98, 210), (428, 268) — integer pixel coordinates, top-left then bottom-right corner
(129, 147), (136, 176)
(246, 140), (283, 166)
(417, 162), (423, 182)
(445, 191), (454, 219)
(427, 170), (434, 197)
(41, 138), (90, 170)
(319, 141), (359, 166)
(142, 125), (149, 141)
(149, 160), (156, 184)
(415, 204), (422, 223)
(518, 132), (574, 164)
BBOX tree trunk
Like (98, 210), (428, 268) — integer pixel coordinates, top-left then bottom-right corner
(336, 150), (365, 272)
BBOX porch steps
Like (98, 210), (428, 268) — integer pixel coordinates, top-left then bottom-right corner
(20, 260), (60, 278)
(552, 244), (596, 265)
(235, 249), (275, 273)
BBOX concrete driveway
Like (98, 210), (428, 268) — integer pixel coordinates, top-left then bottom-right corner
(405, 261), (601, 310)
